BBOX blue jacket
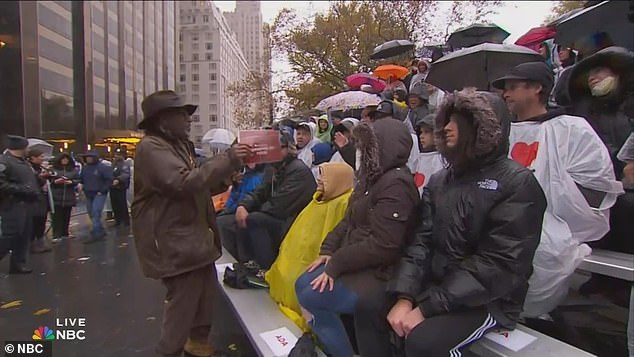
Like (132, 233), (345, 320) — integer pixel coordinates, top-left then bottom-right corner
(80, 161), (113, 195)
(223, 169), (265, 214)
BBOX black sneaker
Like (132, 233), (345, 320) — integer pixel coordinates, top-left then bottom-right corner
(247, 269), (269, 289)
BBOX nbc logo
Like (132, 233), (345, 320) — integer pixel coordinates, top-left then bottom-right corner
(32, 326), (55, 341)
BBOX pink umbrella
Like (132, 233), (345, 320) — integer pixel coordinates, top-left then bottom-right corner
(346, 73), (386, 92)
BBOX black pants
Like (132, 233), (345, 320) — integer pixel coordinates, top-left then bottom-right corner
(591, 190), (634, 254)
(32, 214), (47, 241)
(0, 203), (32, 268)
(52, 206), (73, 238)
(110, 188), (129, 225)
(403, 306), (497, 356)
(216, 212), (285, 269)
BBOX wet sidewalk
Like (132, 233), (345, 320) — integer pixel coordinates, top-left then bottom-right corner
(0, 214), (256, 357)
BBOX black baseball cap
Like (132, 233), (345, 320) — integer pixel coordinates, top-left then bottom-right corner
(491, 62), (554, 92)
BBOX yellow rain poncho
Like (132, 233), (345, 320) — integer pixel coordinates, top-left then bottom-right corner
(265, 162), (354, 331)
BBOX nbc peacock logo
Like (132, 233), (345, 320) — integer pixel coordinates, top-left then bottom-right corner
(32, 326), (55, 341)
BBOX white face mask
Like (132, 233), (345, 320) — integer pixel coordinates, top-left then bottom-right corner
(590, 75), (618, 97)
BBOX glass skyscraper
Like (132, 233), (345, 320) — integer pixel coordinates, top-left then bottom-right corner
(0, 0), (175, 152)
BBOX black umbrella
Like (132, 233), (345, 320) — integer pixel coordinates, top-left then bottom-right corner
(425, 43), (543, 92)
(370, 39), (415, 60)
(555, 0), (634, 53)
(446, 23), (510, 50)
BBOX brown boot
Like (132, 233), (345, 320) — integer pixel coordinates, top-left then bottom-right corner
(183, 338), (213, 357)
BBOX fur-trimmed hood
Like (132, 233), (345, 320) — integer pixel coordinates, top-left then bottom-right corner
(353, 119), (412, 187)
(434, 89), (503, 167)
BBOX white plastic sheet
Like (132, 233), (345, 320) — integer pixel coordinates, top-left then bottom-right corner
(509, 115), (624, 317)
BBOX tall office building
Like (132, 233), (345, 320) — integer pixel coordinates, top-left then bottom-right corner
(0, 1), (175, 152)
(176, 1), (249, 146)
(224, 1), (266, 75)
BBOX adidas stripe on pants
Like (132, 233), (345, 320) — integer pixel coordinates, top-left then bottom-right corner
(404, 306), (497, 357)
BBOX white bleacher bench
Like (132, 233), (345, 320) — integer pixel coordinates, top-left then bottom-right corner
(215, 251), (595, 357)
(578, 249), (634, 282)
(215, 252), (327, 357)
(577, 249), (633, 356)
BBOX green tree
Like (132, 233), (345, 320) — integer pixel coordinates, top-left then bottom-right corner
(271, 0), (501, 113)
(544, 1), (587, 25)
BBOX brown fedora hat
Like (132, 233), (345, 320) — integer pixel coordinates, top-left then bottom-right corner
(138, 90), (197, 130)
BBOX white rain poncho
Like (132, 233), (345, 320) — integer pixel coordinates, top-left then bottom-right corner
(509, 115), (624, 317)
(411, 151), (445, 196)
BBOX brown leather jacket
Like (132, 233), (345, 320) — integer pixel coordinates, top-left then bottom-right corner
(131, 135), (240, 279)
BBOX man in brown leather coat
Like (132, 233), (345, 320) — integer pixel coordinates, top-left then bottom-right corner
(132, 90), (250, 357)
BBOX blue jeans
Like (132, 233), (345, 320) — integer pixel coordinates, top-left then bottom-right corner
(296, 265), (358, 357)
(85, 193), (107, 238)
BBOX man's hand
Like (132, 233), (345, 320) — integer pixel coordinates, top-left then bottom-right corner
(113, 179), (120, 187)
(334, 132), (349, 148)
(307, 255), (331, 272)
(231, 143), (253, 160)
(235, 206), (249, 228)
(54, 178), (65, 185)
(401, 307), (425, 337)
(310, 271), (334, 293)
(387, 299), (414, 337)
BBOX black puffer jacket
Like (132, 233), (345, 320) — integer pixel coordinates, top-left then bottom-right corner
(50, 153), (80, 207)
(0, 152), (40, 210)
(238, 154), (316, 220)
(387, 91), (547, 329)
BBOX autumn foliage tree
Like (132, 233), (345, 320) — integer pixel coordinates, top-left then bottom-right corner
(271, 0), (501, 112)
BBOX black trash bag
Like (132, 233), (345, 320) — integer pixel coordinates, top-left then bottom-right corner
(288, 333), (318, 357)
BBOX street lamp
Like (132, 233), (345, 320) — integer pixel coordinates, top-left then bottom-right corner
(0, 41), (6, 48)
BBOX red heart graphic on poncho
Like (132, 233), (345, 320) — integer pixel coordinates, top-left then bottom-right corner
(414, 173), (426, 187)
(511, 142), (539, 168)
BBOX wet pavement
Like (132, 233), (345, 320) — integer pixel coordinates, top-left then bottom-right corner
(0, 213), (256, 357)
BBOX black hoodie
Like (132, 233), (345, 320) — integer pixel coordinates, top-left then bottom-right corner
(387, 90), (547, 329)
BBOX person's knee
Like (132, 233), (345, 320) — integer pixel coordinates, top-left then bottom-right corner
(295, 272), (312, 296)
(404, 325), (434, 356)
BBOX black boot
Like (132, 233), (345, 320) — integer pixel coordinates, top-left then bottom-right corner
(9, 265), (33, 274)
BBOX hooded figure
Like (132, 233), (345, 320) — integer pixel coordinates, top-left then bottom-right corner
(295, 119), (419, 357)
(411, 114), (444, 194)
(567, 47), (634, 256)
(568, 46), (633, 171)
(296, 122), (322, 168)
(50, 153), (80, 240)
(266, 162), (354, 332)
(406, 83), (431, 131)
(310, 143), (334, 180)
(386, 89), (546, 356)
(329, 118), (359, 169)
(316, 115), (333, 143)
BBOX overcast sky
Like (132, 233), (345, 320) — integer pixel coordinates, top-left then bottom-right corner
(213, 1), (555, 43)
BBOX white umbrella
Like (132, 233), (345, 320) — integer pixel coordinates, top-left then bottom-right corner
(27, 138), (54, 158)
(315, 91), (381, 112)
(202, 128), (236, 150)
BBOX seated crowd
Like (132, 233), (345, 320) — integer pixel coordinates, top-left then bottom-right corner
(211, 47), (633, 357)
